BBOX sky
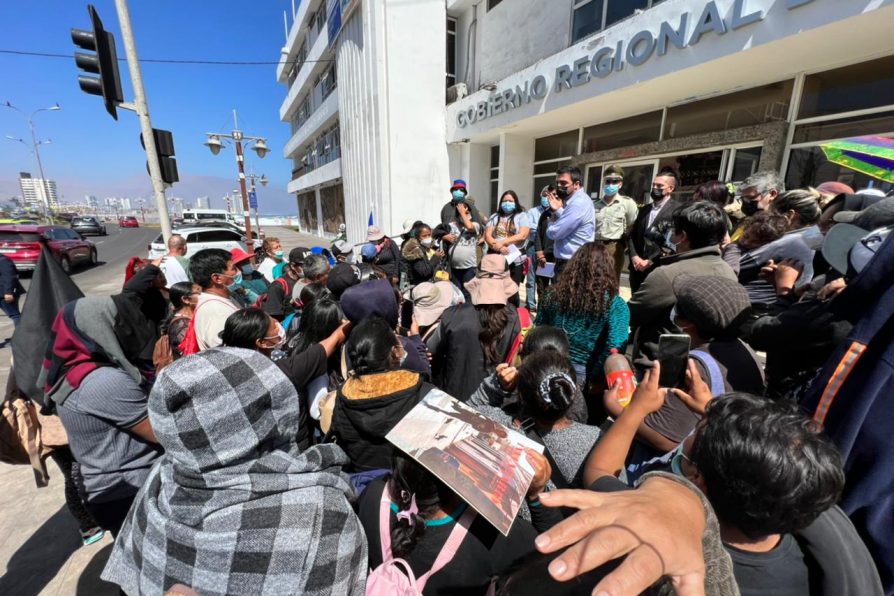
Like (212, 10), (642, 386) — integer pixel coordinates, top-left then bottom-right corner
(0, 0), (300, 214)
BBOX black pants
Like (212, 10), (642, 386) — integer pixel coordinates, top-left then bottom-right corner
(508, 262), (525, 307)
(451, 267), (476, 302)
(49, 447), (100, 534)
(85, 495), (137, 538)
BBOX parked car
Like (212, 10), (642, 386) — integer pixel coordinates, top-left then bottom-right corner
(179, 221), (262, 250)
(71, 216), (107, 236)
(147, 226), (249, 259)
(0, 225), (97, 273)
(119, 216), (140, 228)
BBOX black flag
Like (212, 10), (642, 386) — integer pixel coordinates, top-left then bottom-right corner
(11, 246), (84, 406)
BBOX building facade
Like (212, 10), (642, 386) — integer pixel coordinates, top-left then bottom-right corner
(446, 0), (894, 212)
(18, 172), (59, 212)
(277, 0), (893, 242)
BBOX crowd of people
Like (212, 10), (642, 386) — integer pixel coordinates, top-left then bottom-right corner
(7, 164), (894, 595)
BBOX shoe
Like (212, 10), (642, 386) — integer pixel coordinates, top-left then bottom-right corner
(80, 526), (105, 546)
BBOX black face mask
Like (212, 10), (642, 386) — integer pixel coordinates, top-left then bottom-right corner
(650, 189), (666, 202)
(556, 186), (570, 199)
(741, 199), (760, 216)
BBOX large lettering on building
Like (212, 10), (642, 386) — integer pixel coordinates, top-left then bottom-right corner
(457, 0), (816, 128)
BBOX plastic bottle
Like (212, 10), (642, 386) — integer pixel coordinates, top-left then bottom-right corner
(604, 349), (636, 407)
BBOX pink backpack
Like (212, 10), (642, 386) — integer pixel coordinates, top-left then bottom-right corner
(366, 485), (474, 596)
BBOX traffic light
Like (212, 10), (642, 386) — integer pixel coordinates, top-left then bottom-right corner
(141, 128), (179, 185)
(71, 4), (124, 119)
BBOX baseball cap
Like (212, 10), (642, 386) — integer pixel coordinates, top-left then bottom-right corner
(822, 223), (893, 276)
(331, 239), (354, 256)
(450, 179), (468, 192)
(288, 246), (311, 264)
(360, 243), (378, 261)
(672, 275), (751, 338)
(326, 263), (362, 298)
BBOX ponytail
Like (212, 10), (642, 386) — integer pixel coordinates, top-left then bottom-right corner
(388, 452), (443, 558)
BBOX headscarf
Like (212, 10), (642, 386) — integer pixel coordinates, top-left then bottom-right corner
(38, 297), (146, 412)
(102, 347), (368, 596)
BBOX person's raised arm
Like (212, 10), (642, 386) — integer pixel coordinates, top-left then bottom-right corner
(546, 195), (583, 242)
(584, 363), (664, 486)
(457, 202), (476, 233)
(319, 320), (351, 358)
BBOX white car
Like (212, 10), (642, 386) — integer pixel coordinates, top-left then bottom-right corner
(147, 226), (250, 260)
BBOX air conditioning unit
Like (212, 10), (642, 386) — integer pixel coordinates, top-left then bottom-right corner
(446, 83), (468, 104)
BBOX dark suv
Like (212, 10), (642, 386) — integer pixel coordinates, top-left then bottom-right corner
(71, 216), (107, 236)
(0, 225), (97, 273)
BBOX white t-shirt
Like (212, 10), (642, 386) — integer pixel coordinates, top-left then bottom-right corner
(257, 257), (279, 283)
(194, 293), (239, 351)
(160, 255), (190, 288)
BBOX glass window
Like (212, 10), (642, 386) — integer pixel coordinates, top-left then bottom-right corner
(798, 55), (894, 120)
(198, 230), (241, 243)
(792, 110), (894, 144)
(320, 184), (346, 234)
(533, 175), (554, 207)
(605, 0), (648, 28)
(582, 111), (662, 153)
(534, 130), (579, 162)
(446, 20), (457, 88)
(297, 192), (319, 232)
(490, 180), (499, 214)
(664, 80), (793, 139)
(730, 147), (762, 181)
(487, 0), (503, 10)
(534, 159), (571, 175)
(490, 145), (500, 168)
(658, 151), (724, 201)
(572, 0), (604, 43)
(585, 165), (604, 197)
(785, 146), (894, 195)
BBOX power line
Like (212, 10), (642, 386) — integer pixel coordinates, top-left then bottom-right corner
(0, 49), (334, 65)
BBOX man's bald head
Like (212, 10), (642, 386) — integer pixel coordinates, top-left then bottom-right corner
(168, 234), (187, 256)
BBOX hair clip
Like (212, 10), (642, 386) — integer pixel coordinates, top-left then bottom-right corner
(538, 373), (574, 405)
(396, 494), (419, 526)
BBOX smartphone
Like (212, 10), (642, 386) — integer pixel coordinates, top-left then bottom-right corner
(400, 299), (414, 330)
(658, 334), (691, 388)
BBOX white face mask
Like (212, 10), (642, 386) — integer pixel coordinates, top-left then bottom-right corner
(420, 237), (433, 248)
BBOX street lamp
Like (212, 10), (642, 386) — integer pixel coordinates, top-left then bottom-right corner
(247, 171), (269, 238)
(203, 109), (268, 242)
(3, 101), (62, 221)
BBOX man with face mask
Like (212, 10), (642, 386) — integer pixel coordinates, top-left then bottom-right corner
(441, 179), (484, 226)
(262, 247), (309, 322)
(729, 171), (785, 241)
(627, 173), (681, 292)
(546, 166), (596, 277)
(189, 248), (241, 351)
(594, 165), (639, 282)
(524, 186), (553, 310)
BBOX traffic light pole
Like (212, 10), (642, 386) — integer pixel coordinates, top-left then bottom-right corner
(113, 0), (172, 242)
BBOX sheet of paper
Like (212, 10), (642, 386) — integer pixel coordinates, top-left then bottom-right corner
(536, 262), (555, 278)
(505, 244), (522, 266)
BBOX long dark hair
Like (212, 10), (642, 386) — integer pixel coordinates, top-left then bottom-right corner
(290, 298), (343, 354)
(346, 317), (400, 376)
(477, 304), (510, 365)
(220, 308), (270, 350)
(517, 351), (577, 424)
(161, 281), (194, 333)
(543, 242), (617, 316)
(388, 451), (449, 558)
(496, 190), (521, 235)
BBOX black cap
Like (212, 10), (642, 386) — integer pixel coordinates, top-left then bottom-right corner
(326, 263), (361, 299)
(288, 246), (311, 264)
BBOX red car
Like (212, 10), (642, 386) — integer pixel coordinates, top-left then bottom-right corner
(0, 225), (97, 274)
(119, 216), (140, 228)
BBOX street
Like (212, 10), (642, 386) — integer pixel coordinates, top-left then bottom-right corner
(0, 225), (323, 596)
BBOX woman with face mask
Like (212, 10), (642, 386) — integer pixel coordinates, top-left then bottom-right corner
(256, 237), (285, 283)
(163, 281), (201, 360)
(220, 308), (349, 449)
(401, 221), (446, 286)
(485, 190), (530, 306)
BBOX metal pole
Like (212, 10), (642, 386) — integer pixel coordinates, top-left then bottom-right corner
(28, 119), (51, 221)
(234, 140), (254, 242)
(251, 177), (262, 237)
(113, 0), (172, 243)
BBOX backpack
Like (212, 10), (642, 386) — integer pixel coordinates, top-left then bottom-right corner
(178, 297), (232, 357)
(254, 277), (289, 310)
(0, 375), (50, 487)
(366, 484), (474, 596)
(690, 349), (725, 397)
(504, 307), (533, 365)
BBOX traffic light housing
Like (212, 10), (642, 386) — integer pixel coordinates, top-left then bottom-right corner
(141, 128), (179, 185)
(71, 4), (124, 119)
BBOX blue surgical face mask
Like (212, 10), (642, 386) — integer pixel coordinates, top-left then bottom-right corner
(452, 190), (465, 202)
(241, 264), (254, 276)
(541, 196), (550, 209)
(274, 250), (284, 259)
(225, 271), (243, 292)
(500, 201), (516, 214)
(604, 184), (620, 197)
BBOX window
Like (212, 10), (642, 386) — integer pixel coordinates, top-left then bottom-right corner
(658, 150), (724, 200)
(572, 0), (664, 43)
(785, 146), (894, 195)
(792, 110), (894, 145)
(65, 229), (82, 240)
(583, 111), (662, 153)
(490, 145), (500, 213)
(664, 81), (793, 139)
(320, 184), (346, 234)
(447, 17), (457, 89)
(730, 147), (763, 181)
(534, 130), (578, 162)
(798, 55), (894, 120)
(198, 230), (241, 243)
(297, 191), (319, 232)
(487, 0), (503, 10)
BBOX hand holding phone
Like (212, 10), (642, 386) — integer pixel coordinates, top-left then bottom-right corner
(658, 334), (691, 389)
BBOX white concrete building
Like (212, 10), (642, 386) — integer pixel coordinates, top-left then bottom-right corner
(18, 172), (59, 211)
(277, 0), (894, 242)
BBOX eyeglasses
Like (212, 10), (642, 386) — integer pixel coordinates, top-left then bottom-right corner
(670, 444), (693, 476)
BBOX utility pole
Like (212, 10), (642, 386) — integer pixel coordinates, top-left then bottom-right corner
(112, 0), (172, 242)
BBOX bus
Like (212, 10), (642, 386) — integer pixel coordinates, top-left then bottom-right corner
(181, 209), (244, 229)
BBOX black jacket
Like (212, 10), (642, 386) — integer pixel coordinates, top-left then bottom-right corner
(371, 238), (402, 281)
(627, 199), (681, 266)
(0, 254), (25, 297)
(400, 238), (441, 285)
(329, 370), (433, 472)
(533, 210), (555, 260)
(441, 201), (485, 227)
(429, 304), (521, 402)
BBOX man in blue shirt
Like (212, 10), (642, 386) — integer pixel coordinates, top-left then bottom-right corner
(524, 186), (551, 310)
(546, 166), (595, 276)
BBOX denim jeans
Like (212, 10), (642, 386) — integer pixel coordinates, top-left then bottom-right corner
(525, 244), (538, 309)
(0, 296), (21, 326)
